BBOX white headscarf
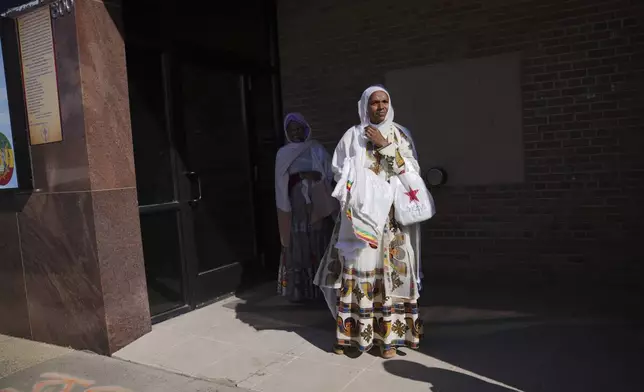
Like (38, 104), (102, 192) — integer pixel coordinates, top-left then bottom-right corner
(358, 85), (395, 134)
(356, 85), (418, 159)
(283, 112), (311, 143)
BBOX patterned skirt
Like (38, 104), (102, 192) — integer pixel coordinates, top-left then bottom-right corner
(277, 179), (333, 302)
(336, 266), (423, 352)
(315, 201), (423, 351)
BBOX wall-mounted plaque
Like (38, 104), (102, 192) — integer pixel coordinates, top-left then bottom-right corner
(17, 6), (62, 145)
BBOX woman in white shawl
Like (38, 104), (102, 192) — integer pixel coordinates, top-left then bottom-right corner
(275, 113), (337, 302)
(314, 86), (423, 359)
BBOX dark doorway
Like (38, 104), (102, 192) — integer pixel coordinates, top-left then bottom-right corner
(174, 55), (257, 304)
(123, 1), (282, 321)
(127, 47), (188, 317)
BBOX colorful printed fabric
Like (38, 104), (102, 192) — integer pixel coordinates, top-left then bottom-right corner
(335, 261), (423, 351)
(278, 179), (334, 302)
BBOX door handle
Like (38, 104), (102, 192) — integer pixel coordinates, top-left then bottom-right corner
(185, 171), (202, 206)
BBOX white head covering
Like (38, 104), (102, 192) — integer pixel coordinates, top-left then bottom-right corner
(358, 85), (395, 133)
(283, 112), (311, 143)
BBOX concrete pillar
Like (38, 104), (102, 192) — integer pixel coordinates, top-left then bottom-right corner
(0, 0), (150, 355)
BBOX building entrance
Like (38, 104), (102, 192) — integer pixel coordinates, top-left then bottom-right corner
(123, 1), (282, 320)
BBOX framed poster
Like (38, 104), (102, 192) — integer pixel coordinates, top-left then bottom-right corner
(17, 5), (62, 145)
(0, 15), (33, 192)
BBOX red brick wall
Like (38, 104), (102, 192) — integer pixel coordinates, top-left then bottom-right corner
(277, 0), (644, 287)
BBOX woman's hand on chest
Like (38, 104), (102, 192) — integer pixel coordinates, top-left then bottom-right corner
(365, 126), (390, 148)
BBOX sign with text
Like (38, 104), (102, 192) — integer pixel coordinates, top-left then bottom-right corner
(17, 6), (62, 145)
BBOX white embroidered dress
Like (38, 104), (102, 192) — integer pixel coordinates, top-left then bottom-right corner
(314, 86), (424, 351)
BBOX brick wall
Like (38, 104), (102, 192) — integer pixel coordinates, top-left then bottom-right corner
(277, 0), (644, 288)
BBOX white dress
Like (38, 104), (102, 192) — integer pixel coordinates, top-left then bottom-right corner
(315, 124), (423, 351)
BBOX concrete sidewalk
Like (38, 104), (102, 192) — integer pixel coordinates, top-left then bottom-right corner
(0, 334), (247, 392)
(3, 283), (643, 391)
(114, 284), (644, 392)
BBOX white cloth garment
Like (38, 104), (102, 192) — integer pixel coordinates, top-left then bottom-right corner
(275, 113), (336, 247)
(352, 86), (423, 288)
(275, 113), (333, 213)
(332, 156), (394, 260)
(351, 167), (394, 243)
(331, 157), (362, 259)
(330, 90), (425, 290)
(392, 122), (424, 286)
(315, 85), (430, 319)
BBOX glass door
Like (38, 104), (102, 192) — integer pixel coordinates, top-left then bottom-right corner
(173, 54), (258, 304)
(124, 0), (282, 319)
(127, 46), (192, 318)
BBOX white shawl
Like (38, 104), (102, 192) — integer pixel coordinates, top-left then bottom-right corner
(275, 113), (334, 246)
(275, 113), (329, 213)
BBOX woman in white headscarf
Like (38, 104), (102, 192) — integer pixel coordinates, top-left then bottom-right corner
(275, 113), (337, 302)
(314, 86), (423, 359)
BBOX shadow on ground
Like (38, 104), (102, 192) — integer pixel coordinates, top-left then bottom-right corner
(411, 320), (644, 392)
(383, 360), (516, 392)
(230, 282), (644, 392)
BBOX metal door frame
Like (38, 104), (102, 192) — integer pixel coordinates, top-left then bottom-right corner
(134, 49), (195, 324)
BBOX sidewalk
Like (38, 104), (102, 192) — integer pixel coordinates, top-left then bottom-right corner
(0, 334), (247, 392)
(2, 283), (642, 391)
(113, 283), (644, 392)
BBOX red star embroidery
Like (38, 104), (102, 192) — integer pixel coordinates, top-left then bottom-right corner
(405, 188), (420, 202)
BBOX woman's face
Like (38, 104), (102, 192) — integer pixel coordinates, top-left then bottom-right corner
(286, 121), (307, 142)
(368, 91), (390, 124)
